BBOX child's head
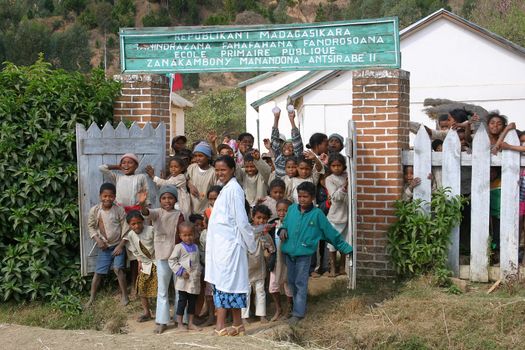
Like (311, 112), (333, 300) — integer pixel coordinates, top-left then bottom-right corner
(268, 179), (285, 201)
(285, 157), (298, 177)
(432, 139), (443, 152)
(99, 183), (116, 209)
(282, 141), (294, 157)
(217, 144), (234, 157)
(171, 135), (187, 153)
(297, 156), (313, 179)
(126, 210), (145, 234)
(438, 114), (450, 131)
(168, 157), (186, 177)
(252, 204), (271, 225)
(189, 214), (204, 233)
(178, 222), (195, 245)
(276, 199), (291, 220)
(158, 185), (178, 211)
(177, 148), (193, 166)
(328, 153), (346, 176)
(237, 132), (254, 154)
(403, 165), (414, 183)
(296, 182), (315, 209)
(120, 153), (139, 175)
(448, 109), (469, 124)
(307, 133), (329, 155)
(487, 111), (507, 137)
(328, 133), (344, 153)
(193, 142), (212, 168)
(207, 185), (222, 207)
(243, 154), (258, 176)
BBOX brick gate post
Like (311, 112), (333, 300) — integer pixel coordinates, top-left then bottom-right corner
(352, 69), (410, 278)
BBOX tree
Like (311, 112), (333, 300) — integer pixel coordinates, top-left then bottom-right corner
(1, 19), (51, 67)
(49, 24), (92, 72)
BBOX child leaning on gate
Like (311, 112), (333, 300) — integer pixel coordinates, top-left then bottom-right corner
(85, 183), (129, 308)
(279, 181), (352, 325)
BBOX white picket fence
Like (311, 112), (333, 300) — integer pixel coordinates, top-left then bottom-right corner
(402, 124), (523, 282)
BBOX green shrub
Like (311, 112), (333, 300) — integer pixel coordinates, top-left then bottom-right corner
(387, 187), (467, 276)
(0, 56), (121, 302)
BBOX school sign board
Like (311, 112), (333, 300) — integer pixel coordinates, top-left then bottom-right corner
(120, 18), (400, 73)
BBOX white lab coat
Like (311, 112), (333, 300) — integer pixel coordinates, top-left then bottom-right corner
(205, 177), (256, 294)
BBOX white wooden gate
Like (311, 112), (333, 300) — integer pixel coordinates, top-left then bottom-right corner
(403, 124), (523, 282)
(346, 120), (358, 289)
(76, 121), (166, 276)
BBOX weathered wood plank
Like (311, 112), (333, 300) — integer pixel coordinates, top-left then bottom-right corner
(413, 125), (432, 212)
(402, 150), (525, 166)
(346, 120), (357, 290)
(82, 138), (162, 155)
(470, 124), (491, 282)
(442, 130), (461, 276)
(500, 130), (520, 280)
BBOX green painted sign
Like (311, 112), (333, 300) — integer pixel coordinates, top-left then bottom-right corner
(120, 18), (400, 74)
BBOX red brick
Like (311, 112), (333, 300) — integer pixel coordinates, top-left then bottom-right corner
(353, 92), (375, 100)
(353, 107), (375, 114)
(375, 92), (400, 99)
(364, 85), (388, 92)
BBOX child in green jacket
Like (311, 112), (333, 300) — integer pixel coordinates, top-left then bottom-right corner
(279, 181), (352, 325)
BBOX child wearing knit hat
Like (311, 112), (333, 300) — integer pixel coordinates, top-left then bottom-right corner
(186, 142), (217, 215)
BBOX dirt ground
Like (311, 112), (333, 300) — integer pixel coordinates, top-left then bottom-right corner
(0, 276), (346, 350)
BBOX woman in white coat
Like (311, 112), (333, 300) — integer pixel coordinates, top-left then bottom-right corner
(205, 155), (256, 336)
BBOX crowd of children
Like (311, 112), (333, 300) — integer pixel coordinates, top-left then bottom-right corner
(405, 110), (525, 263)
(85, 106), (352, 334)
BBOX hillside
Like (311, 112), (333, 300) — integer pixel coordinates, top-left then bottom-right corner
(0, 0), (523, 87)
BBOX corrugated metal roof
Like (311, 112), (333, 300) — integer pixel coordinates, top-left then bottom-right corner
(237, 72), (281, 88)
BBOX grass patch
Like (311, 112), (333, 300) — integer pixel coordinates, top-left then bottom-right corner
(284, 276), (525, 349)
(0, 288), (135, 333)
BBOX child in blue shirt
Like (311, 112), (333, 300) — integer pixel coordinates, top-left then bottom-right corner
(279, 181), (352, 325)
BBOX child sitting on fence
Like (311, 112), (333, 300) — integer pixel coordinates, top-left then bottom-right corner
(169, 222), (202, 332)
(124, 211), (156, 323)
(243, 204), (275, 324)
(187, 142), (217, 214)
(138, 186), (183, 334)
(325, 154), (349, 277)
(146, 157), (191, 220)
(268, 199), (293, 321)
(98, 153), (148, 212)
(85, 183), (129, 308)
(279, 182), (352, 325)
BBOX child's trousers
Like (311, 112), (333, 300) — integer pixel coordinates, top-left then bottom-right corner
(156, 259), (175, 325)
(176, 290), (197, 316)
(285, 254), (311, 318)
(241, 279), (266, 318)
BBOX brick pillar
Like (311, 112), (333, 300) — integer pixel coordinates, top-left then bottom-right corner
(352, 69), (410, 278)
(113, 74), (171, 150)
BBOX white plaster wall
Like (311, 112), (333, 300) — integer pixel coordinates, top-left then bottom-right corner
(245, 17), (525, 146)
(401, 19), (525, 130)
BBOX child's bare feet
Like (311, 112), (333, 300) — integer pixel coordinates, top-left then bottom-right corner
(177, 323), (187, 332)
(187, 323), (202, 331)
(260, 316), (268, 324)
(154, 324), (167, 334)
(270, 310), (282, 322)
(121, 295), (129, 306)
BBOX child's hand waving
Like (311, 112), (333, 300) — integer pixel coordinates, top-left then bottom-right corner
(137, 191), (148, 205)
(183, 271), (190, 279)
(145, 165), (155, 179)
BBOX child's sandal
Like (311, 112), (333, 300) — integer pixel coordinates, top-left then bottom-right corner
(214, 328), (229, 336)
(228, 324), (245, 336)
